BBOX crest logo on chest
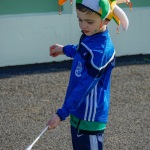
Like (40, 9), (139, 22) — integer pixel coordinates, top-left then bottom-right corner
(75, 61), (82, 77)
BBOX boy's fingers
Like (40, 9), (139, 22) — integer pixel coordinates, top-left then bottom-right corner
(50, 45), (55, 49)
(50, 44), (58, 50)
(48, 126), (52, 130)
(47, 114), (60, 130)
(50, 48), (57, 57)
(47, 119), (55, 128)
(48, 123), (56, 130)
(47, 122), (54, 130)
(50, 47), (55, 52)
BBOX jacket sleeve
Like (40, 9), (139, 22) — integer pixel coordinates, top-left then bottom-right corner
(56, 67), (101, 121)
(63, 45), (78, 58)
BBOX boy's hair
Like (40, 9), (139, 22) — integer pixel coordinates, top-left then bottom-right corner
(76, 3), (97, 15)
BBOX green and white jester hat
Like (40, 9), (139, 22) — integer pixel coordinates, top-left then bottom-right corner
(58, 0), (111, 20)
(58, 0), (132, 33)
(76, 0), (111, 20)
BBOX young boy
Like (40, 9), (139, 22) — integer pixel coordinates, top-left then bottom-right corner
(47, 0), (121, 149)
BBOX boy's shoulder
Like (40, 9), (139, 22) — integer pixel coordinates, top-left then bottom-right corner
(81, 30), (112, 52)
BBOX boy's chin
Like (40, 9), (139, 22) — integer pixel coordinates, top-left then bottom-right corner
(83, 32), (93, 36)
(82, 30), (101, 36)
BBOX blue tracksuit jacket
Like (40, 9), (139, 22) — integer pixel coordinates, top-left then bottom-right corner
(57, 29), (115, 123)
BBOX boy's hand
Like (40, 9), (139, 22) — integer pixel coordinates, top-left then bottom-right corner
(50, 44), (64, 57)
(47, 114), (61, 130)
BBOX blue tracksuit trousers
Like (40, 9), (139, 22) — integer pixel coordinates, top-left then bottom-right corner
(71, 126), (104, 150)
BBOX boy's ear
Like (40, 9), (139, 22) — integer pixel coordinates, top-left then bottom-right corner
(103, 19), (110, 25)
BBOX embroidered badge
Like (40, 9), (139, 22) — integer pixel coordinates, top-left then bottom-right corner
(75, 61), (82, 77)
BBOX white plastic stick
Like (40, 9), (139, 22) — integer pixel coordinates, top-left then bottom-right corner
(26, 126), (48, 150)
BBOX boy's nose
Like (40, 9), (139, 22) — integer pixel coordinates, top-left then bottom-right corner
(81, 22), (87, 29)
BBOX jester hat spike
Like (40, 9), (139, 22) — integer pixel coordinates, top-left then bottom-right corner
(106, 0), (132, 33)
(58, 0), (73, 14)
(58, 0), (73, 6)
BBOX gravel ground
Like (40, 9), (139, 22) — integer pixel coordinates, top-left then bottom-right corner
(0, 57), (150, 150)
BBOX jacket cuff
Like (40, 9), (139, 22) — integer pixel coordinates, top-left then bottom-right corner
(56, 110), (65, 121)
(62, 46), (66, 55)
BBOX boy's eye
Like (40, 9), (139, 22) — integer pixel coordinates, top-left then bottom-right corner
(87, 21), (94, 24)
(78, 19), (82, 22)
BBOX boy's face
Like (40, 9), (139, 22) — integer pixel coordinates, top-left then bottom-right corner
(76, 9), (102, 36)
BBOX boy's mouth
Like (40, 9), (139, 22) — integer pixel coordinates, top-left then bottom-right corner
(83, 30), (89, 34)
